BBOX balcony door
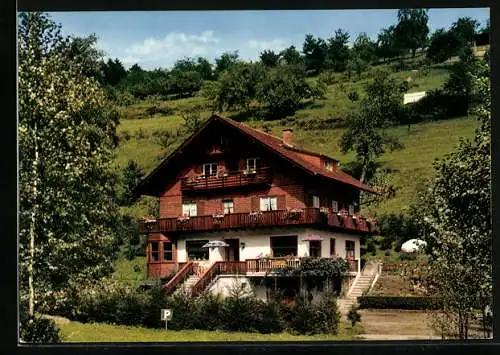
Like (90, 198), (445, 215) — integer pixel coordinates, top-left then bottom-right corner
(309, 240), (322, 258)
(224, 238), (240, 261)
(345, 240), (355, 259)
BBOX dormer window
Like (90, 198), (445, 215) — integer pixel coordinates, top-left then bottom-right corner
(246, 158), (261, 172)
(324, 160), (334, 172)
(202, 163), (218, 176)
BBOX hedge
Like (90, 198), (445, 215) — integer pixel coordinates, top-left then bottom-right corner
(358, 296), (443, 310)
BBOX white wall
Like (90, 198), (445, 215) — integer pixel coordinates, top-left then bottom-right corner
(208, 275), (267, 300)
(176, 227), (361, 264)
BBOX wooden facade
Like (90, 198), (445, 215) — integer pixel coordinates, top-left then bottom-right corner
(136, 115), (378, 281)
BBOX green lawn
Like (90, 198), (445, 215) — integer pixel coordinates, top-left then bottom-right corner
(58, 321), (363, 342)
(111, 256), (147, 288)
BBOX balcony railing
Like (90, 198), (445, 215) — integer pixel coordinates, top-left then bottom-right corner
(180, 167), (272, 192)
(245, 257), (358, 274)
(139, 208), (378, 235)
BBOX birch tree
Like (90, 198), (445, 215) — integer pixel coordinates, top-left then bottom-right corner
(18, 12), (120, 317)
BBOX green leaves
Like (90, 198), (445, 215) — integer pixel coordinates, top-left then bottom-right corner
(19, 12), (121, 314)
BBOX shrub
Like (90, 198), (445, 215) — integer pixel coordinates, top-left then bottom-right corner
(119, 130), (131, 141)
(135, 128), (147, 140)
(347, 305), (362, 327)
(286, 294), (340, 335)
(19, 313), (62, 344)
(347, 90), (360, 102)
(358, 296), (443, 310)
(399, 252), (418, 261)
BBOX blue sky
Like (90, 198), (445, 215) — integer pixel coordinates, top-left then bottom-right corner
(47, 8), (489, 70)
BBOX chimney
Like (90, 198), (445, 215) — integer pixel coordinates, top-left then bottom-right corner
(282, 129), (293, 146)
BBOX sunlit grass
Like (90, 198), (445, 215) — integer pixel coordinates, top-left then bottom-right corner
(58, 321), (363, 342)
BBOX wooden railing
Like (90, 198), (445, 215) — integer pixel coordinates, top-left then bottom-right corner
(191, 261), (247, 297)
(246, 257), (358, 273)
(180, 167), (272, 192)
(163, 261), (194, 295)
(139, 208), (378, 235)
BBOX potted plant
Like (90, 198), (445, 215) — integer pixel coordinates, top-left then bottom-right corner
(212, 212), (225, 224)
(286, 208), (303, 220)
(249, 210), (262, 223)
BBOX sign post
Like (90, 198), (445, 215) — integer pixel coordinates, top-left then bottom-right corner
(161, 309), (172, 330)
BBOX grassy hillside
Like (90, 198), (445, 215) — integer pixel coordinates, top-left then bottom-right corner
(112, 63), (477, 216)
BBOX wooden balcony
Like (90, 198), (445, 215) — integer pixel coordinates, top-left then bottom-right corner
(139, 208), (378, 235)
(180, 167), (272, 192)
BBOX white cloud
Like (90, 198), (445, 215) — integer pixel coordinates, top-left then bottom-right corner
(122, 30), (220, 68)
(245, 38), (290, 53)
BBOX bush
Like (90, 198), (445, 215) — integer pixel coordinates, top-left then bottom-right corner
(399, 252), (418, 261)
(286, 294), (340, 335)
(19, 314), (62, 343)
(347, 306), (362, 327)
(347, 90), (360, 102)
(358, 296), (443, 310)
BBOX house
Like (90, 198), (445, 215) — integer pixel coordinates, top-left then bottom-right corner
(135, 114), (379, 299)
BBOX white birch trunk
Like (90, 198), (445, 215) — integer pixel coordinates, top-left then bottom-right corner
(28, 122), (38, 317)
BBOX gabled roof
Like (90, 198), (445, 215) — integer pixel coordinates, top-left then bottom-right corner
(136, 114), (377, 196)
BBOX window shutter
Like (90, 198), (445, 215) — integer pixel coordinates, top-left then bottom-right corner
(197, 201), (205, 216)
(251, 196), (260, 212)
(277, 195), (286, 210)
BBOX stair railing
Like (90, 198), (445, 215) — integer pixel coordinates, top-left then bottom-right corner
(366, 262), (383, 294)
(191, 261), (221, 297)
(163, 261), (194, 295)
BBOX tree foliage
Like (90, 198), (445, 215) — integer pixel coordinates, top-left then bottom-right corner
(260, 49), (281, 67)
(120, 160), (144, 206)
(394, 8), (430, 57)
(326, 29), (351, 72)
(18, 12), (121, 317)
(414, 62), (491, 339)
(426, 28), (462, 63)
(302, 34), (328, 75)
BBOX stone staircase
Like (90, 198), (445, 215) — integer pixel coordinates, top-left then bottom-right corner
(337, 261), (382, 318)
(173, 274), (200, 296)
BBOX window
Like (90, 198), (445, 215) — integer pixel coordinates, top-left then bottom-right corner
(202, 162), (218, 176)
(150, 241), (159, 262)
(330, 238), (336, 256)
(223, 200), (234, 214)
(309, 240), (322, 258)
(163, 242), (173, 261)
(186, 240), (209, 260)
(324, 160), (334, 172)
(246, 158), (261, 171)
(331, 200), (338, 213)
(346, 240), (355, 259)
(270, 235), (298, 257)
(348, 204), (355, 215)
(260, 196), (277, 211)
(182, 202), (197, 217)
(313, 195), (320, 208)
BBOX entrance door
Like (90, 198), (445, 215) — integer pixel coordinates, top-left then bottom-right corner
(224, 238), (240, 261)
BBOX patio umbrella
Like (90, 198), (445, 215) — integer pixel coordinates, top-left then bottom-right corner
(302, 234), (323, 241)
(202, 240), (230, 248)
(401, 239), (427, 253)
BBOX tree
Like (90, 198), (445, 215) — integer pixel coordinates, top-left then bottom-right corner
(326, 29), (350, 72)
(256, 65), (312, 118)
(168, 69), (203, 97)
(196, 56), (213, 81)
(450, 17), (479, 47)
(362, 69), (406, 125)
(214, 51), (240, 77)
(279, 45), (303, 66)
(443, 45), (484, 111)
(340, 69), (404, 182)
(120, 160), (144, 206)
(205, 62), (265, 112)
(426, 28), (462, 63)
(346, 53), (368, 81)
(260, 50), (280, 67)
(339, 111), (402, 183)
(302, 34), (328, 75)
(394, 8), (430, 57)
(415, 63), (491, 339)
(101, 58), (127, 86)
(352, 32), (377, 64)
(18, 11), (120, 322)
(376, 25), (400, 62)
